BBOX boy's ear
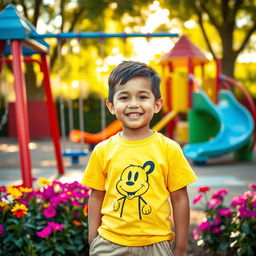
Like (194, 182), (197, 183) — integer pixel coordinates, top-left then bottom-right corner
(154, 98), (163, 114)
(106, 99), (115, 115)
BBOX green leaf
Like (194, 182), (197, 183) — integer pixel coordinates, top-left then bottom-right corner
(241, 222), (250, 234)
(7, 224), (20, 231)
(4, 233), (14, 243)
(218, 242), (229, 251)
(64, 244), (76, 251)
(77, 244), (85, 251)
(55, 245), (66, 255)
(247, 246), (255, 256)
(6, 218), (19, 225)
(44, 250), (53, 256)
(14, 238), (23, 248)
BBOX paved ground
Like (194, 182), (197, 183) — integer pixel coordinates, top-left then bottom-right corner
(0, 136), (255, 210)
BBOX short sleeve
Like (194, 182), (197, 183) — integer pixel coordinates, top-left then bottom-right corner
(81, 146), (106, 191)
(167, 143), (198, 192)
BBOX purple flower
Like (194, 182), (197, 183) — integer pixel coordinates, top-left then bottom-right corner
(41, 186), (55, 200)
(198, 220), (211, 231)
(212, 189), (228, 200)
(213, 217), (221, 226)
(43, 206), (56, 218)
(212, 226), (221, 234)
(248, 184), (256, 191)
(218, 208), (233, 216)
(252, 198), (256, 208)
(231, 195), (246, 206)
(238, 206), (251, 218)
(0, 224), (4, 234)
(17, 198), (28, 206)
(208, 198), (220, 208)
(36, 226), (52, 238)
(47, 222), (64, 231)
(193, 194), (203, 204)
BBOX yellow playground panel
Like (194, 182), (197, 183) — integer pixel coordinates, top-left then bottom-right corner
(176, 121), (189, 144)
(172, 71), (189, 113)
(203, 78), (217, 103)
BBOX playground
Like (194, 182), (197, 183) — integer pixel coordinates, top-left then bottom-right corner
(1, 3), (256, 256)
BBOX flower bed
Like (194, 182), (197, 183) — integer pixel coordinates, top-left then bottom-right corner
(192, 184), (256, 256)
(0, 178), (90, 255)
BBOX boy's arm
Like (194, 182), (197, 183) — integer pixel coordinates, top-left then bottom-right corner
(170, 186), (190, 256)
(88, 188), (105, 245)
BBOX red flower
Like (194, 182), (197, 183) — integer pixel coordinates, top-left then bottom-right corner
(199, 186), (210, 193)
(11, 204), (28, 218)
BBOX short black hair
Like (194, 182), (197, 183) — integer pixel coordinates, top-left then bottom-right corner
(108, 61), (161, 103)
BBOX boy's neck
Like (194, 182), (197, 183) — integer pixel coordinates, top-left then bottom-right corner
(119, 129), (154, 141)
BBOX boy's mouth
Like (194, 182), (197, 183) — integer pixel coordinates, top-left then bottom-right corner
(126, 112), (143, 119)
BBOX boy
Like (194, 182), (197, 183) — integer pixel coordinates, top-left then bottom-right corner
(81, 61), (197, 256)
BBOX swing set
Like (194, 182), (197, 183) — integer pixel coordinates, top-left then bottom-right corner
(0, 4), (178, 187)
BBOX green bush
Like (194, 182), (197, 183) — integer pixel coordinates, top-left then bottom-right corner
(0, 178), (90, 255)
(193, 184), (256, 255)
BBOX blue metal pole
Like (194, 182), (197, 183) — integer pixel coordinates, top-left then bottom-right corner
(33, 32), (178, 39)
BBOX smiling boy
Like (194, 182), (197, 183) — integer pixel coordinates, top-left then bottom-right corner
(81, 61), (197, 256)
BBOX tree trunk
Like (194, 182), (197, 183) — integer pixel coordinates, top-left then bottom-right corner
(221, 54), (236, 78)
(25, 63), (44, 100)
(220, 21), (236, 78)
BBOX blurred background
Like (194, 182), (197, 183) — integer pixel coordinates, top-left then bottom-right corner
(0, 0), (255, 136)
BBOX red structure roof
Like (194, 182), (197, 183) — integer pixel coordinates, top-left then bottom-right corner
(160, 35), (208, 66)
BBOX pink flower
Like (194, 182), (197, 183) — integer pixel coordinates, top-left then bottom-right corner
(252, 198), (256, 208)
(231, 195), (246, 206)
(238, 206), (251, 218)
(36, 226), (52, 238)
(47, 222), (64, 231)
(249, 184), (256, 191)
(43, 207), (56, 218)
(243, 191), (253, 199)
(218, 208), (233, 216)
(193, 194), (203, 204)
(212, 226), (221, 234)
(198, 220), (211, 231)
(213, 217), (221, 226)
(208, 198), (220, 208)
(212, 189), (228, 200)
(193, 229), (200, 240)
(199, 186), (210, 193)
(0, 224), (4, 234)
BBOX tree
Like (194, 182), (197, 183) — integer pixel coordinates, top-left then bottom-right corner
(163, 0), (256, 78)
(0, 0), (152, 99)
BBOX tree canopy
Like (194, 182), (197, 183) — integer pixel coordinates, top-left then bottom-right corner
(1, 0), (256, 99)
(162, 0), (256, 77)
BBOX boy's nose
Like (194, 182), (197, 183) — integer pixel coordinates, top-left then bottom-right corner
(128, 98), (139, 108)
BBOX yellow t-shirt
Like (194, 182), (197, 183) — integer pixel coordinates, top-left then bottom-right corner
(81, 132), (197, 246)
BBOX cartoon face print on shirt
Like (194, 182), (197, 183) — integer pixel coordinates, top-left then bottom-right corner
(113, 161), (154, 220)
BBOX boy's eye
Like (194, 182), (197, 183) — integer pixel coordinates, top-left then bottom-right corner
(118, 96), (128, 100)
(139, 95), (149, 100)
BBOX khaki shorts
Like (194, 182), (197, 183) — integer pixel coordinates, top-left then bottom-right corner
(89, 235), (174, 256)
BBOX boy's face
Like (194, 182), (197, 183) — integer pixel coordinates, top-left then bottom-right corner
(106, 77), (162, 133)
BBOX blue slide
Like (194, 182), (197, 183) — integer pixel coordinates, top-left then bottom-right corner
(183, 89), (254, 162)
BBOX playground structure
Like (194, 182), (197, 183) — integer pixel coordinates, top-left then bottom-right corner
(0, 4), (255, 187)
(0, 4), (178, 187)
(158, 35), (256, 164)
(70, 36), (256, 165)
